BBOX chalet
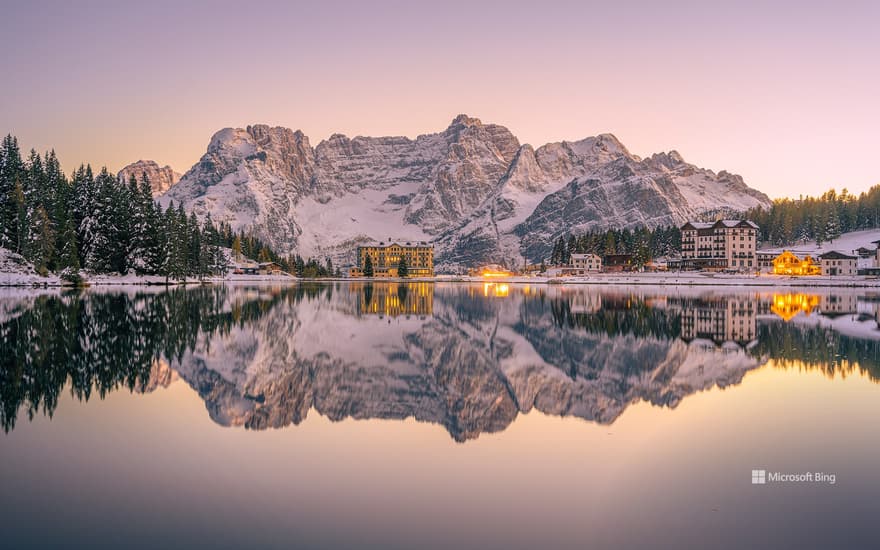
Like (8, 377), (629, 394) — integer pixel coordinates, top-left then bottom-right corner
(234, 262), (260, 275)
(570, 253), (603, 274)
(772, 251), (820, 276)
(603, 254), (634, 273)
(817, 251), (857, 276)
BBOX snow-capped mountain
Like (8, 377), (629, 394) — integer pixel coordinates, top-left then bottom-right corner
(160, 116), (771, 268)
(118, 160), (181, 197)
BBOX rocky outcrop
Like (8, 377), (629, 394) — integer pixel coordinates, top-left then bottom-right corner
(118, 160), (181, 196)
(160, 116), (772, 267)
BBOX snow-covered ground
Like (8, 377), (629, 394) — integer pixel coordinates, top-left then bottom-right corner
(0, 248), (60, 286)
(759, 228), (880, 259)
(0, 245), (299, 287)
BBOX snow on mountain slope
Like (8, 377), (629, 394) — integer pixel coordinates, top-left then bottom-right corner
(160, 116), (772, 268)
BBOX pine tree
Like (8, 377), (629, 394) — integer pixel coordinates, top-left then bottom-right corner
(57, 215), (80, 272)
(825, 206), (841, 244)
(126, 174), (152, 274)
(0, 135), (26, 249)
(12, 178), (27, 255)
(566, 234), (576, 264)
(232, 235), (243, 262)
(27, 206), (54, 275)
(147, 201), (165, 273)
(397, 257), (408, 277)
(188, 211), (202, 276)
(363, 254), (374, 277)
(73, 165), (97, 267)
(85, 169), (120, 272)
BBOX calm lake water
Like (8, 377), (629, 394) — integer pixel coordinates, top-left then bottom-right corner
(2, 282), (879, 549)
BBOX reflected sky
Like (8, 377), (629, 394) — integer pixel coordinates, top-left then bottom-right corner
(1, 283), (879, 549)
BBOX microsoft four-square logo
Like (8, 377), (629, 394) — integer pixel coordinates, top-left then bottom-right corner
(752, 469), (766, 484)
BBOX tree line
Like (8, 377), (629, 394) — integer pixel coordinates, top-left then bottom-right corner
(548, 226), (682, 266)
(0, 134), (292, 281)
(745, 186), (880, 246)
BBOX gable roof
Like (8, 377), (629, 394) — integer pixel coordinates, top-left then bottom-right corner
(818, 250), (857, 260)
(715, 219), (759, 229)
(680, 221), (713, 230)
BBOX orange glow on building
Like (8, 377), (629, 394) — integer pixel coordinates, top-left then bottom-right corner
(772, 251), (820, 276)
(478, 266), (513, 278)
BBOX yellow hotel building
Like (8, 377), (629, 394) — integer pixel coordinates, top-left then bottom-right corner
(350, 241), (434, 277)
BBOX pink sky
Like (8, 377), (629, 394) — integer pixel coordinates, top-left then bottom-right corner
(2, 0), (878, 199)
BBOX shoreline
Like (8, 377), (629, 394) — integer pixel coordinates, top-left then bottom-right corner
(2, 272), (880, 289)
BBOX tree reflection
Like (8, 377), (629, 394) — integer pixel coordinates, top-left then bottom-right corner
(1, 284), (878, 437)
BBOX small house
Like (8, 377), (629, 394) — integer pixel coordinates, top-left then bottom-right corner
(817, 251), (857, 276)
(603, 254), (634, 273)
(570, 253), (603, 275)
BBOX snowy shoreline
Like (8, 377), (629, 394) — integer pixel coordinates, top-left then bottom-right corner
(3, 272), (880, 289)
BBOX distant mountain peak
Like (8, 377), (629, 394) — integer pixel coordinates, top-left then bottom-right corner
(118, 160), (180, 197)
(448, 114), (482, 128)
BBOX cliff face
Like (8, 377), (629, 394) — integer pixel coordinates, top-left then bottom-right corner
(160, 116), (771, 268)
(117, 160), (181, 197)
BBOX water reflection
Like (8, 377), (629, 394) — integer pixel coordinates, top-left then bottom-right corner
(354, 282), (433, 317)
(1, 284), (879, 439)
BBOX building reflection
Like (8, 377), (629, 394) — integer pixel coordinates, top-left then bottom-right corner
(770, 293), (820, 321)
(818, 293), (858, 317)
(354, 282), (433, 317)
(482, 282), (509, 298)
(669, 296), (757, 347)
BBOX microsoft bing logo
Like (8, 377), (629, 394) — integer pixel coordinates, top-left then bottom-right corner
(751, 469), (766, 484)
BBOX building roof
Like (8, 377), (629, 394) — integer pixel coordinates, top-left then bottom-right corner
(359, 240), (433, 248)
(681, 221), (714, 230)
(716, 219), (759, 229)
(818, 250), (857, 260)
(681, 219), (758, 231)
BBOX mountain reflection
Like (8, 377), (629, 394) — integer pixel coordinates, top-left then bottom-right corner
(1, 284), (879, 439)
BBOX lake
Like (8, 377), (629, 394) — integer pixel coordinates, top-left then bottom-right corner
(2, 282), (879, 549)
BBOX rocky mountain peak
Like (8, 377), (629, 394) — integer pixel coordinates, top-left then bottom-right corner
(448, 114), (483, 129)
(117, 160), (181, 197)
(650, 150), (686, 169)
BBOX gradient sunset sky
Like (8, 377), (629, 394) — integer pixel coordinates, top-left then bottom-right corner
(2, 0), (877, 198)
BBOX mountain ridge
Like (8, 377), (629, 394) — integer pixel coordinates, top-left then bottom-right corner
(157, 116), (772, 269)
